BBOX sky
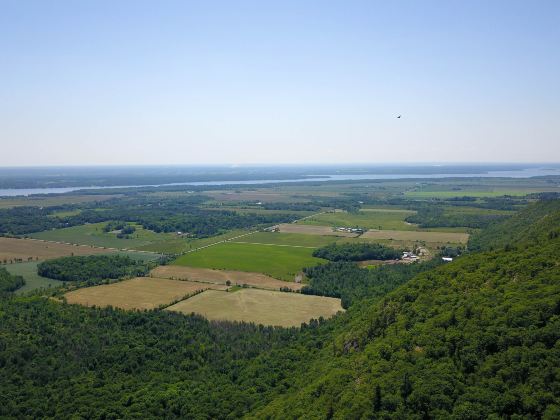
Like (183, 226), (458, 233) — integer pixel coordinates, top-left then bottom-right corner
(1, 0), (559, 166)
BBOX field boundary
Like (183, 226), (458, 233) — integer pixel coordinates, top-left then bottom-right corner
(230, 241), (318, 249)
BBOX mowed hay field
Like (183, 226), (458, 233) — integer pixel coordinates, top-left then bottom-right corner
(166, 288), (344, 327)
(64, 277), (228, 310)
(151, 266), (304, 291)
(361, 229), (469, 244)
(173, 242), (325, 280)
(299, 209), (417, 230)
(276, 223), (357, 237)
(0, 237), (112, 262)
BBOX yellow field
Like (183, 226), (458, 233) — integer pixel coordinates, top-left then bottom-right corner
(150, 265), (303, 291)
(64, 277), (227, 310)
(0, 237), (112, 262)
(360, 229), (469, 244)
(276, 223), (357, 237)
(166, 288), (344, 327)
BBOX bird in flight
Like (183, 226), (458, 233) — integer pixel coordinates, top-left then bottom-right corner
(397, 115), (402, 119)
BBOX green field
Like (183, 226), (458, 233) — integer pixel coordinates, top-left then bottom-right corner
(5, 262), (65, 294)
(29, 222), (188, 253)
(300, 209), (417, 230)
(235, 231), (341, 247)
(6, 250), (160, 294)
(182, 229), (255, 249)
(173, 242), (325, 280)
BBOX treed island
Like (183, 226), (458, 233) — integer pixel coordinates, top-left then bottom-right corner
(1, 175), (560, 418)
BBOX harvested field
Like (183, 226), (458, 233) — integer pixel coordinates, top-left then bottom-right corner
(276, 223), (358, 237)
(361, 230), (469, 244)
(166, 288), (344, 327)
(64, 277), (227, 310)
(0, 237), (112, 262)
(150, 266), (303, 291)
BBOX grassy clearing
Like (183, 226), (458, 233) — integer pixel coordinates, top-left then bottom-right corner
(173, 242), (325, 280)
(300, 209), (417, 230)
(5, 250), (159, 294)
(277, 223), (357, 237)
(234, 232), (340, 247)
(183, 229), (254, 250)
(64, 277), (228, 310)
(5, 262), (65, 294)
(361, 229), (469, 244)
(166, 288), (343, 327)
(29, 222), (187, 253)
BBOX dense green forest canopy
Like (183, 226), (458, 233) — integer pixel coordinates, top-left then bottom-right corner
(0, 267), (25, 293)
(312, 242), (402, 262)
(468, 198), (560, 251)
(405, 205), (509, 229)
(302, 260), (440, 308)
(37, 255), (153, 284)
(0, 195), (300, 237)
(0, 199), (559, 418)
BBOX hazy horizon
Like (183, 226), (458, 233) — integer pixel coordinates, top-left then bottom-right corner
(2, 0), (559, 165)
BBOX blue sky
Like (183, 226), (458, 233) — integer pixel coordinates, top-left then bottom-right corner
(1, 0), (559, 165)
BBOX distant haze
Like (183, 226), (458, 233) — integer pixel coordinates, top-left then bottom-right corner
(1, 1), (559, 165)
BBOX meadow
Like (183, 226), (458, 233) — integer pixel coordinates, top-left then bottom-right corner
(234, 231), (340, 247)
(360, 229), (469, 244)
(166, 288), (344, 327)
(5, 250), (160, 294)
(6, 261), (65, 294)
(299, 209), (417, 230)
(173, 242), (325, 280)
(29, 222), (187, 253)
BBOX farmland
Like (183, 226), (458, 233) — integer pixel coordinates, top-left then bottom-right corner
(0, 194), (120, 209)
(173, 242), (325, 280)
(150, 265), (304, 291)
(29, 222), (187, 253)
(276, 223), (357, 237)
(5, 261), (65, 294)
(0, 237), (112, 262)
(166, 288), (343, 327)
(360, 229), (469, 244)
(64, 277), (228, 310)
(234, 231), (344, 247)
(299, 209), (417, 230)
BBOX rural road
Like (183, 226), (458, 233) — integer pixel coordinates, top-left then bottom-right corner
(181, 210), (327, 255)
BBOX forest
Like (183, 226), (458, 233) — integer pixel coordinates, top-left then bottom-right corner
(0, 199), (559, 418)
(0, 195), (300, 237)
(312, 242), (402, 262)
(0, 267), (25, 293)
(37, 255), (153, 284)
